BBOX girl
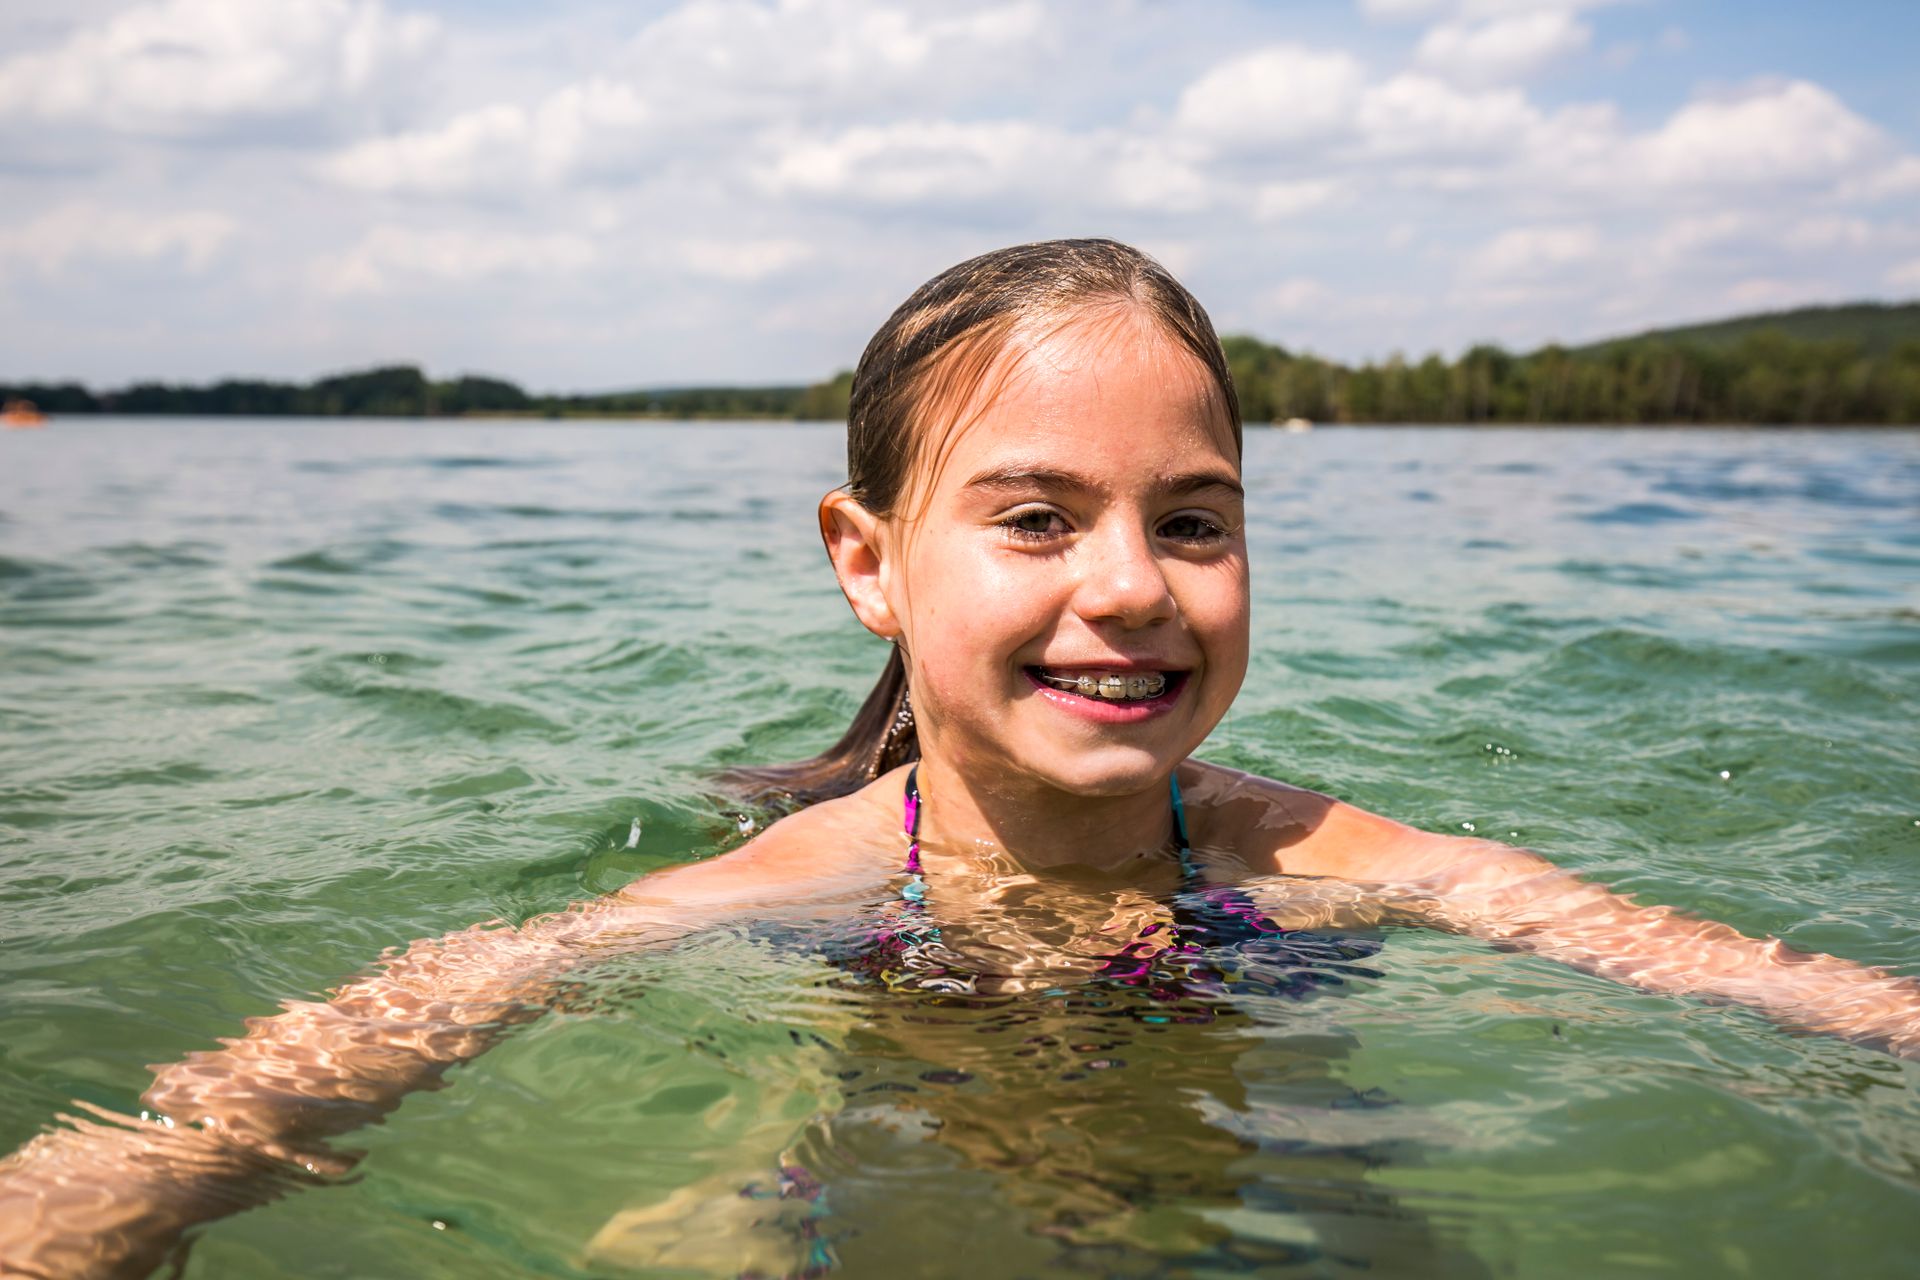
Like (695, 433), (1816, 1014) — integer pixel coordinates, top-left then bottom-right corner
(2, 239), (1916, 1278)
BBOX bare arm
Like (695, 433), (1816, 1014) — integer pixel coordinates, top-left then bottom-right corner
(0, 893), (694, 1279)
(1405, 839), (1920, 1057)
(0, 814), (879, 1279)
(1251, 819), (1920, 1059)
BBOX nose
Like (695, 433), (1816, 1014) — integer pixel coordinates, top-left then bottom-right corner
(1071, 520), (1175, 629)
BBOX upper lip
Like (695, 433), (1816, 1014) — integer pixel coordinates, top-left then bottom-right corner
(1029, 659), (1186, 672)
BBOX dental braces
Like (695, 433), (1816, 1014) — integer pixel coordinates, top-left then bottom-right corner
(1037, 671), (1168, 701)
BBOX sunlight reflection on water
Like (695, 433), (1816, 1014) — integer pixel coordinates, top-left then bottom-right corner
(1, 419), (1917, 1277)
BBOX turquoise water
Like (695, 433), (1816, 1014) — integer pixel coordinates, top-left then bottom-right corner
(2, 418), (1918, 1277)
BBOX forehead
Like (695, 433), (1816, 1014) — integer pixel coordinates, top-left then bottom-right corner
(914, 309), (1237, 504)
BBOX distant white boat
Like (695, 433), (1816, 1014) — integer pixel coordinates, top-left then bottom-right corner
(1280, 417), (1313, 433)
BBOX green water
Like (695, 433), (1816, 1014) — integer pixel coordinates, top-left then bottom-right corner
(2, 419), (1917, 1277)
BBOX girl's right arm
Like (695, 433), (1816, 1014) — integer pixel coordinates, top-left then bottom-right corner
(0, 814), (876, 1280)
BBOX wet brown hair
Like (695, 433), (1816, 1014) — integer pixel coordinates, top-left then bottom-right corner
(725, 238), (1241, 807)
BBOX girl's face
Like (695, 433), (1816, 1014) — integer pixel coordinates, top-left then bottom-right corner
(868, 309), (1249, 798)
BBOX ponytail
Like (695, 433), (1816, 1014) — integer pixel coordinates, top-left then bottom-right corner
(721, 646), (918, 806)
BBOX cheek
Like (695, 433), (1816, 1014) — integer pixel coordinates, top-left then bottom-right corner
(901, 543), (1049, 687)
(1191, 558), (1251, 671)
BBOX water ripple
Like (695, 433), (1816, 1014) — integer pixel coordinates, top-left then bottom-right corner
(0, 420), (1916, 1277)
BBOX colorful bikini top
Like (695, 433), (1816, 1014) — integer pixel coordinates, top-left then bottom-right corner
(900, 763), (1197, 897)
(882, 766), (1372, 992)
(829, 766), (1383, 1002)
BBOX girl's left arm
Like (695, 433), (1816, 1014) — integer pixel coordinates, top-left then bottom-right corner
(1276, 819), (1920, 1058)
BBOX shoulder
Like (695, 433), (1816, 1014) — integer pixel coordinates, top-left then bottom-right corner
(615, 773), (905, 915)
(1178, 759), (1524, 882)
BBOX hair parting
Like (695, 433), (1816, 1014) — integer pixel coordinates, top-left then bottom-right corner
(721, 238), (1239, 809)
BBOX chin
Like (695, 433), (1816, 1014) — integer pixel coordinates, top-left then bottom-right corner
(1023, 746), (1184, 798)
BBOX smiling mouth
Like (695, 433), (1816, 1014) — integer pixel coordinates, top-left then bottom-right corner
(1028, 667), (1178, 702)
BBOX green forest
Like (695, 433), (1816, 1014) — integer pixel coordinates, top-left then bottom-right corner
(7, 302), (1918, 425)
(1224, 302), (1920, 425)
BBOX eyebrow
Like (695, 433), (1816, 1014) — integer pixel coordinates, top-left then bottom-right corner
(961, 464), (1244, 500)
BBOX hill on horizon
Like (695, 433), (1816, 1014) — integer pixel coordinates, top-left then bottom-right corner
(9, 299), (1920, 424)
(1568, 300), (1920, 358)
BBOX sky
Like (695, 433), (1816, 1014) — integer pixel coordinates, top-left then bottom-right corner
(2, 0), (1917, 391)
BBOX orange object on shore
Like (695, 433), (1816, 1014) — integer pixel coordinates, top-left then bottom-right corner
(3, 398), (47, 428)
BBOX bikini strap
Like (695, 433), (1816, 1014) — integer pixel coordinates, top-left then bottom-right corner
(904, 764), (1191, 882)
(902, 765), (923, 874)
(1170, 772), (1200, 884)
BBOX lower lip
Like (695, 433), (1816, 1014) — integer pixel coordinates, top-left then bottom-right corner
(1021, 670), (1187, 723)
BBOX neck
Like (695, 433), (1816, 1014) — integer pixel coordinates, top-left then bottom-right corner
(908, 749), (1181, 874)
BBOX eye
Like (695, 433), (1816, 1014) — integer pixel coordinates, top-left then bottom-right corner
(999, 507), (1070, 543)
(1159, 512), (1228, 544)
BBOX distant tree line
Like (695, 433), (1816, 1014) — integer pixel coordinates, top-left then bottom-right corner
(6, 309), (1919, 425)
(1222, 331), (1920, 426)
(0, 365), (822, 421)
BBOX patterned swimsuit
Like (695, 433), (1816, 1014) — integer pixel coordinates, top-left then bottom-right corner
(838, 767), (1383, 1008)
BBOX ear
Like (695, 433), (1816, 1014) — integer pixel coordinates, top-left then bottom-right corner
(819, 490), (902, 641)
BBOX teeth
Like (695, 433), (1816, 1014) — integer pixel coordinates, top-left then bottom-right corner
(1038, 670), (1168, 700)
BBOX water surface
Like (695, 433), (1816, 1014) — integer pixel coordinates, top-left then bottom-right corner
(2, 419), (1917, 1277)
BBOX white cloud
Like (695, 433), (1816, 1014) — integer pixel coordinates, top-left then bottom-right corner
(1414, 11), (1589, 86)
(758, 119), (1071, 207)
(0, 202), (236, 276)
(1887, 259), (1920, 292)
(1630, 80), (1887, 187)
(324, 79), (650, 194)
(1265, 278), (1336, 312)
(1172, 45), (1367, 152)
(1463, 224), (1600, 280)
(1840, 155), (1920, 202)
(314, 225), (595, 295)
(0, 0), (435, 139)
(678, 237), (813, 282)
(1359, 0), (1447, 19)
(1724, 277), (1812, 308)
(1647, 212), (1751, 261)
(1253, 179), (1344, 220)
(1361, 0), (1611, 20)
(756, 120), (1219, 216)
(1656, 26), (1691, 54)
(1356, 73), (1543, 157)
(623, 0), (1047, 117)
(1104, 140), (1213, 214)
(1781, 216), (1876, 252)
(318, 0), (1055, 199)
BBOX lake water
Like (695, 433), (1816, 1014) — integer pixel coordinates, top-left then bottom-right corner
(2, 418), (1917, 1278)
